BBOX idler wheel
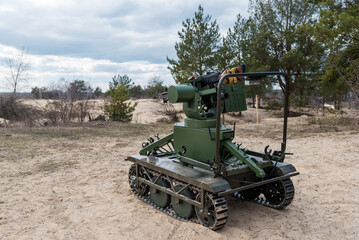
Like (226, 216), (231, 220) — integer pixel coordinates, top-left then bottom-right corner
(150, 177), (171, 208)
(261, 178), (294, 209)
(170, 185), (195, 219)
(128, 164), (149, 195)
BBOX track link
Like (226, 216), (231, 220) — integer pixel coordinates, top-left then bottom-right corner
(210, 195), (229, 230)
(129, 164), (228, 230)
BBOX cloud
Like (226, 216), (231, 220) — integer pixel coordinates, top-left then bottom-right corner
(0, 0), (249, 92)
(0, 44), (173, 92)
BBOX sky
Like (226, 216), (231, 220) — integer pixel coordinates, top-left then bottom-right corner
(0, 0), (250, 92)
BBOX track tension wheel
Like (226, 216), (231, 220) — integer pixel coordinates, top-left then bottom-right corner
(239, 178), (295, 209)
(238, 164), (296, 209)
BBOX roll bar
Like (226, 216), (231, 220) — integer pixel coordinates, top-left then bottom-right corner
(214, 72), (290, 173)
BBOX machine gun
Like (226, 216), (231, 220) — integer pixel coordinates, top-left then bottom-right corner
(126, 65), (299, 230)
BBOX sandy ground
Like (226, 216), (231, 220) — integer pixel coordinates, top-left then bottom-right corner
(1, 100), (359, 239)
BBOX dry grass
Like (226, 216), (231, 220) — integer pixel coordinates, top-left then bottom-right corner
(0, 122), (172, 168)
(0, 121), (172, 139)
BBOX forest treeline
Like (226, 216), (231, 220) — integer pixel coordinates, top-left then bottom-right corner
(168, 0), (359, 109)
(30, 75), (165, 101)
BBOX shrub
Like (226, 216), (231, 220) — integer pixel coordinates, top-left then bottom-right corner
(145, 76), (166, 99)
(0, 96), (42, 126)
(264, 99), (283, 110)
(159, 102), (181, 122)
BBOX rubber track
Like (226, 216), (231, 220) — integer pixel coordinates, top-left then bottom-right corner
(129, 165), (228, 230)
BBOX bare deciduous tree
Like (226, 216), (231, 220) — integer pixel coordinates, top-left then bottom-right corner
(3, 48), (31, 95)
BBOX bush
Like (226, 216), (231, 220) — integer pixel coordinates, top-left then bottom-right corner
(306, 116), (357, 132)
(158, 102), (181, 122)
(0, 96), (42, 126)
(264, 99), (283, 110)
(145, 76), (166, 99)
(129, 85), (144, 99)
(41, 100), (93, 126)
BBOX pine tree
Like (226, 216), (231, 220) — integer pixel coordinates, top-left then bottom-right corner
(104, 75), (137, 122)
(238, 0), (324, 108)
(216, 36), (237, 71)
(224, 14), (273, 107)
(315, 0), (359, 104)
(167, 5), (220, 83)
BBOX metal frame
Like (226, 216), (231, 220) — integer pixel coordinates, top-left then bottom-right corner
(217, 171), (299, 196)
(139, 133), (174, 155)
(215, 72), (289, 174)
(138, 175), (202, 208)
(135, 163), (298, 208)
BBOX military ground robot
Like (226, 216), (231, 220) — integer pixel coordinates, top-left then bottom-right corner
(126, 66), (299, 230)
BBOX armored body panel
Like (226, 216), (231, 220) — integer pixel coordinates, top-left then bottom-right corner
(173, 121), (234, 164)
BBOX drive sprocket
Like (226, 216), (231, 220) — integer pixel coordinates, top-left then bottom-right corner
(195, 193), (228, 230)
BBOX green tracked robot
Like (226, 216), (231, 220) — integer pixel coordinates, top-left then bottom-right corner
(126, 65), (299, 230)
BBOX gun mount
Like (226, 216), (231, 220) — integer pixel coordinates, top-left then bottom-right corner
(126, 65), (299, 230)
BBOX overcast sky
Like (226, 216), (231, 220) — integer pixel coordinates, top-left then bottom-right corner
(0, 0), (250, 92)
